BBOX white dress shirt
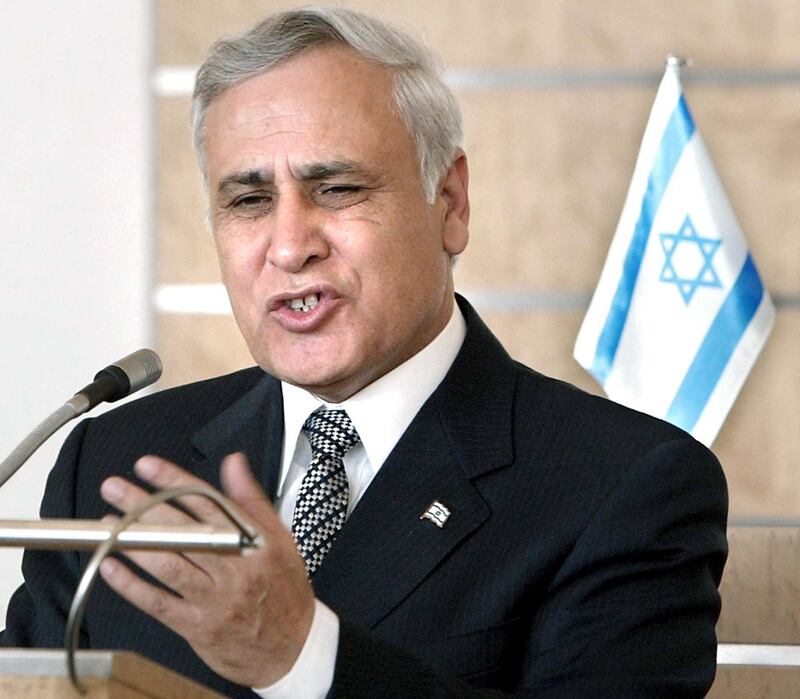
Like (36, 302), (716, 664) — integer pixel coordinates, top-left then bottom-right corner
(254, 301), (466, 698)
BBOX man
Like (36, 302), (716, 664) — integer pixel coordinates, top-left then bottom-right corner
(1, 7), (727, 697)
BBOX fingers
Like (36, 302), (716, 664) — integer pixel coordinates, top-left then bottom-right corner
(220, 453), (285, 535)
(99, 506), (213, 592)
(133, 456), (235, 525)
(99, 453), (295, 596)
(101, 455), (255, 531)
(220, 453), (308, 583)
(96, 453), (316, 688)
(100, 477), (195, 526)
(100, 557), (194, 631)
(100, 457), (242, 581)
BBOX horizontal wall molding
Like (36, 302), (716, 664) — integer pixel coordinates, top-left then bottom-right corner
(152, 284), (592, 315)
(718, 644), (800, 666)
(729, 516), (800, 527)
(153, 66), (195, 97)
(153, 283), (800, 316)
(154, 283), (231, 314)
(153, 65), (800, 98)
(447, 67), (800, 90)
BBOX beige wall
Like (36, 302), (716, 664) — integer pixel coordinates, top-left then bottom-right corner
(153, 1), (800, 521)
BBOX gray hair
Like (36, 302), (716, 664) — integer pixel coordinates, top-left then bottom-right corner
(191, 6), (463, 202)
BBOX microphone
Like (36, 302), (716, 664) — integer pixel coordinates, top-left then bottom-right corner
(0, 349), (162, 487)
(75, 349), (163, 410)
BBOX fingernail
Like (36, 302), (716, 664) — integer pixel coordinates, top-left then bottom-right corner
(101, 478), (124, 502)
(135, 457), (158, 479)
(100, 559), (117, 576)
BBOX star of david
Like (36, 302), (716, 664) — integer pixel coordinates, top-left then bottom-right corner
(658, 215), (723, 304)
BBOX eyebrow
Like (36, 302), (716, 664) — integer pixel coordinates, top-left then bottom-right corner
(295, 160), (363, 180)
(216, 160), (367, 199)
(216, 170), (271, 200)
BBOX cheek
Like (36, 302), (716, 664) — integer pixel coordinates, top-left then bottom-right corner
(379, 225), (449, 290)
(214, 232), (264, 286)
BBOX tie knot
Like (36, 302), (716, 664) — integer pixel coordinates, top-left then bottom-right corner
(302, 409), (360, 460)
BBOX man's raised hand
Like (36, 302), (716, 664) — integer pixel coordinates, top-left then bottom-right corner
(99, 453), (314, 688)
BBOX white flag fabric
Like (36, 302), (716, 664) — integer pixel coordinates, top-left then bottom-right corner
(574, 63), (774, 447)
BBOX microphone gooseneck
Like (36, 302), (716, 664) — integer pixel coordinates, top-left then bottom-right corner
(0, 349), (163, 487)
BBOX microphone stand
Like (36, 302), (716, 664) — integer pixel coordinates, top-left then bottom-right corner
(0, 519), (251, 552)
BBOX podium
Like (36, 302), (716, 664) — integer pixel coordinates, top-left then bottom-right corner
(0, 649), (223, 698)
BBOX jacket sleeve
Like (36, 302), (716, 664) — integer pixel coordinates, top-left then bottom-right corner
(329, 436), (728, 698)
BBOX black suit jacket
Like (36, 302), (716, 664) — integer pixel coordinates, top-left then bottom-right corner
(1, 299), (727, 697)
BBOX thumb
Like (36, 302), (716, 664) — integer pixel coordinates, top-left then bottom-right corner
(220, 452), (285, 535)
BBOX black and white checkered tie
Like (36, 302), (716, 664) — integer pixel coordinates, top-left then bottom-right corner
(292, 409), (360, 577)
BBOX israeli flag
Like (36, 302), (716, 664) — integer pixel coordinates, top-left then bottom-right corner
(574, 61), (774, 447)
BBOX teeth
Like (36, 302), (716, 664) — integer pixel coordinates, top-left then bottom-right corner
(285, 293), (320, 313)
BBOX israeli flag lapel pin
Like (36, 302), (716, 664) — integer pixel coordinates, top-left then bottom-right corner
(420, 500), (451, 528)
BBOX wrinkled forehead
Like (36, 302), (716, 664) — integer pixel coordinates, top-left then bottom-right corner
(206, 44), (399, 132)
(202, 45), (418, 183)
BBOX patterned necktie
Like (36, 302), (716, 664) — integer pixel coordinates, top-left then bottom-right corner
(292, 409), (360, 577)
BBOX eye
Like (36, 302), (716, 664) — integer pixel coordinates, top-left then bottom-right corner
(322, 184), (358, 194)
(233, 192), (271, 207)
(228, 192), (274, 217)
(314, 184), (367, 208)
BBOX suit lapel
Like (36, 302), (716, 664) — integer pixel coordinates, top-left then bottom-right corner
(189, 374), (284, 498)
(311, 399), (489, 627)
(313, 298), (518, 628)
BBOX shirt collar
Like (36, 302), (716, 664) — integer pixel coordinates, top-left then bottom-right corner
(279, 301), (466, 490)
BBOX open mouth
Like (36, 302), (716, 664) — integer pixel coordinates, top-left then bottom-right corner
(284, 293), (320, 313)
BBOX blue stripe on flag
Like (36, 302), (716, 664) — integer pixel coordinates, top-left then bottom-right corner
(665, 254), (764, 433)
(591, 96), (696, 384)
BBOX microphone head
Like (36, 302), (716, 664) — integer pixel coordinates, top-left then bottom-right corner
(92, 349), (163, 403)
(111, 349), (163, 394)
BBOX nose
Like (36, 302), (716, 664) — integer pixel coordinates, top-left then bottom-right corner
(266, 190), (330, 273)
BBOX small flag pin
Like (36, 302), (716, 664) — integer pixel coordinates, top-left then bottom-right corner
(420, 501), (451, 528)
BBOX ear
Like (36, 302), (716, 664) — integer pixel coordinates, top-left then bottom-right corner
(439, 150), (470, 256)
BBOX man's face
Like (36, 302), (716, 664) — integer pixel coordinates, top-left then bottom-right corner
(204, 45), (469, 401)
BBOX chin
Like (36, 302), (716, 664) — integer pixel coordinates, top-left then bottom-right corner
(256, 335), (360, 383)
(263, 359), (348, 394)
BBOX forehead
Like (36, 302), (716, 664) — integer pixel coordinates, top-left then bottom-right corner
(203, 45), (417, 180)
